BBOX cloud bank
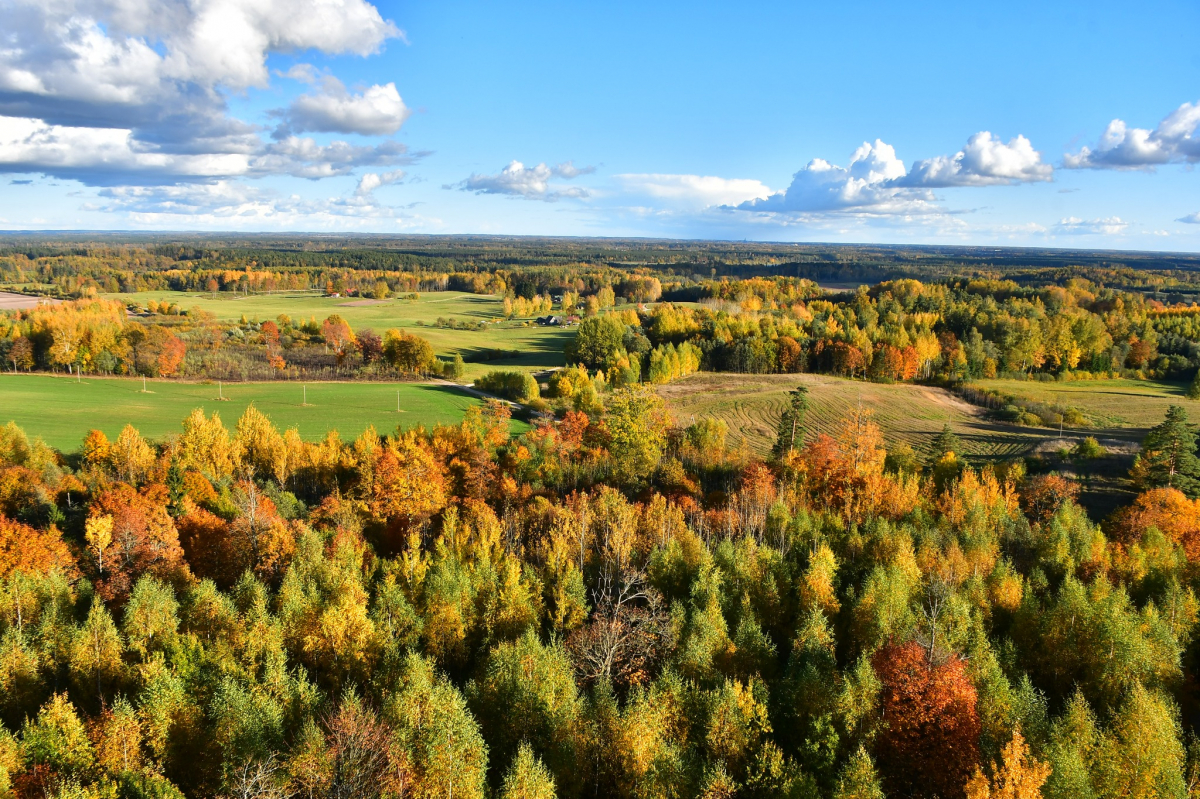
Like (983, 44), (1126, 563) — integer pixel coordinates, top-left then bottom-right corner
(1064, 101), (1200, 169)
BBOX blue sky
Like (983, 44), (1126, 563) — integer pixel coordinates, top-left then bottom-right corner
(0, 0), (1198, 250)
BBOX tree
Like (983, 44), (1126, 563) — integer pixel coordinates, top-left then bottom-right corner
(322, 315), (355, 366)
(566, 315), (626, 369)
(1137, 406), (1200, 497)
(929, 423), (962, 465)
(356, 328), (382, 364)
(0, 516), (76, 579)
(8, 337), (32, 372)
(833, 746), (885, 799)
(500, 743), (557, 799)
(603, 388), (668, 484)
(1189, 370), (1200, 401)
(964, 726), (1051, 799)
(873, 641), (981, 799)
(383, 329), (436, 375)
(772, 386), (809, 458)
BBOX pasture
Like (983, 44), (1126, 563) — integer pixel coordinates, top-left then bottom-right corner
(0, 374), (517, 452)
(106, 290), (572, 379)
(657, 372), (1119, 459)
(973, 377), (1196, 429)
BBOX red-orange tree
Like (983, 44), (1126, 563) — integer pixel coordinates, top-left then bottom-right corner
(873, 641), (981, 799)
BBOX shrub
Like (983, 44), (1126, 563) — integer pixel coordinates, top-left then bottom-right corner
(475, 370), (540, 402)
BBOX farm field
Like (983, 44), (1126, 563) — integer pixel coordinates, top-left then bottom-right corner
(0, 374), (521, 452)
(105, 290), (572, 379)
(972, 377), (1198, 429)
(658, 372), (1118, 459)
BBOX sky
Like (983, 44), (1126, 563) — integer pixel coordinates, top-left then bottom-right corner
(0, 0), (1198, 250)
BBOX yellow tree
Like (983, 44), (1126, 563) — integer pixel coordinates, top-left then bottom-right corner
(109, 424), (155, 484)
(965, 726), (1051, 799)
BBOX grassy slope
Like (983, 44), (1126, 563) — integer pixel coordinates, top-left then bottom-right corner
(974, 377), (1198, 429)
(106, 290), (572, 380)
(0, 374), (522, 452)
(657, 372), (1046, 458)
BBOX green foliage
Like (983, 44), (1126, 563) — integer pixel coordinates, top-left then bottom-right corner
(475, 370), (540, 403)
(772, 386), (809, 458)
(1138, 405), (1200, 496)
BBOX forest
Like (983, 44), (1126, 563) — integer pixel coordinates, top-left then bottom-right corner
(4, 237), (1200, 798)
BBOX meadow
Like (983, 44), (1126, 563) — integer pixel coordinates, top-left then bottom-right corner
(106, 290), (573, 379)
(657, 372), (1113, 459)
(0, 373), (519, 452)
(973, 377), (1200, 429)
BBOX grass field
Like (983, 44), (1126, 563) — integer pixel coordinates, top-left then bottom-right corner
(107, 290), (572, 380)
(658, 372), (1124, 459)
(973, 378), (1197, 429)
(0, 374), (522, 452)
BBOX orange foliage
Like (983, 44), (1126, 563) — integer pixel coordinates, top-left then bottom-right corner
(90, 483), (191, 602)
(1107, 487), (1200, 561)
(1019, 474), (1080, 522)
(0, 516), (77, 579)
(873, 641), (981, 799)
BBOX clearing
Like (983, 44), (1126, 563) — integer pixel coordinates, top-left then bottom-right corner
(106, 290), (573, 380)
(0, 374), (524, 452)
(0, 291), (58, 311)
(657, 372), (1152, 518)
(973, 377), (1198, 429)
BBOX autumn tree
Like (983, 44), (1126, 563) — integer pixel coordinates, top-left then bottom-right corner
(322, 315), (355, 366)
(872, 641), (981, 799)
(964, 726), (1051, 799)
(383, 329), (436, 375)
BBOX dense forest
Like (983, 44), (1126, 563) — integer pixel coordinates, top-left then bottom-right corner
(6, 238), (1200, 397)
(0, 383), (1199, 797)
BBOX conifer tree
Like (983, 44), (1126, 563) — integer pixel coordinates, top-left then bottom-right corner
(772, 386), (809, 458)
(1139, 405), (1200, 497)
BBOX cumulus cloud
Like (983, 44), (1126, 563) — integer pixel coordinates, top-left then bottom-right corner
(456, 160), (593, 201)
(355, 169), (405, 196)
(737, 140), (938, 216)
(1064, 101), (1200, 169)
(275, 77), (410, 137)
(0, 118), (422, 184)
(0, 0), (406, 185)
(1052, 216), (1130, 235)
(613, 174), (772, 208)
(1179, 212), (1200, 224)
(899, 132), (1052, 186)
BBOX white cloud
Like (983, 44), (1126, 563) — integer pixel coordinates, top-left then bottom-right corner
(277, 78), (410, 137)
(614, 174), (772, 208)
(355, 169), (405, 196)
(456, 160), (593, 201)
(737, 140), (938, 216)
(0, 0), (406, 185)
(899, 132), (1052, 186)
(1052, 216), (1129, 235)
(93, 180), (427, 229)
(1179, 212), (1200, 224)
(1064, 101), (1200, 169)
(0, 117), (421, 183)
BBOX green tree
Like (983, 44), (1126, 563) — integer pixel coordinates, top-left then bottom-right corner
(603, 388), (668, 485)
(1188, 370), (1200, 401)
(566, 315), (626, 369)
(772, 386), (809, 458)
(1138, 405), (1200, 497)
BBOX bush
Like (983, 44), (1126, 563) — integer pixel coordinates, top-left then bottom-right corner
(475, 370), (540, 402)
(1073, 436), (1107, 460)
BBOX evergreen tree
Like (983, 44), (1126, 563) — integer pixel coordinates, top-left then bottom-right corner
(772, 386), (809, 458)
(927, 423), (961, 465)
(1139, 405), (1200, 497)
(1189, 370), (1200, 400)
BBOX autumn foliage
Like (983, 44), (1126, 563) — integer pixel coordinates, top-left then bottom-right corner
(873, 641), (981, 799)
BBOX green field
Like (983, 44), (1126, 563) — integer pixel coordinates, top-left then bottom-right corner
(973, 377), (1198, 429)
(0, 374), (519, 452)
(658, 372), (1106, 459)
(107, 290), (572, 380)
